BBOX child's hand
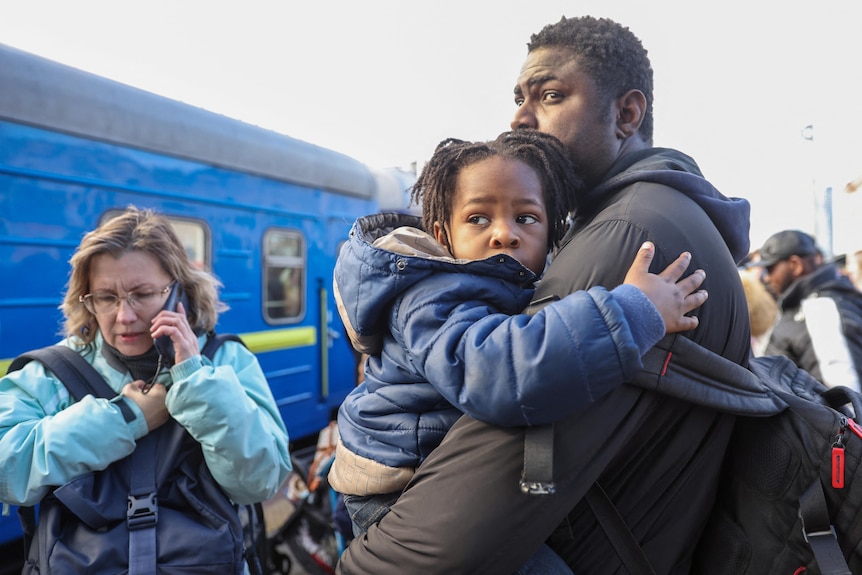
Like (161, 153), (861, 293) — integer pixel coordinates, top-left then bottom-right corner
(624, 241), (707, 333)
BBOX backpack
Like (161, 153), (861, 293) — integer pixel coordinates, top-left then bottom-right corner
(7, 333), (266, 575)
(588, 335), (862, 575)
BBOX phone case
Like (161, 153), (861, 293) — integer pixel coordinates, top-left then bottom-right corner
(154, 283), (189, 366)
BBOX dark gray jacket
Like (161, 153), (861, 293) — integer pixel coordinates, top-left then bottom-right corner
(529, 147), (754, 573)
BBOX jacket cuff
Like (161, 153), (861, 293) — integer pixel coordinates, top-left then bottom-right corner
(610, 284), (665, 356)
(170, 354), (203, 382)
(112, 396), (149, 439)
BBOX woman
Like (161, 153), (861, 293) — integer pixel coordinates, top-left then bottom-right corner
(0, 207), (291, 574)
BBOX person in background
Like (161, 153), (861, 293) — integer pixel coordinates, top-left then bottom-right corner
(330, 130), (707, 574)
(337, 15), (752, 574)
(851, 250), (862, 292)
(0, 207), (291, 573)
(738, 265), (778, 356)
(751, 229), (862, 391)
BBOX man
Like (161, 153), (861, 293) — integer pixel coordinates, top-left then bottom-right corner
(754, 229), (862, 391)
(337, 16), (752, 574)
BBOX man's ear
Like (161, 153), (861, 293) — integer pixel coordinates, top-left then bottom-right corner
(615, 89), (647, 139)
(787, 255), (808, 278)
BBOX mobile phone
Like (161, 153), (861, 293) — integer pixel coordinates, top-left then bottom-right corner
(153, 282), (189, 366)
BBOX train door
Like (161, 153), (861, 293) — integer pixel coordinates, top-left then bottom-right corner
(325, 220), (361, 410)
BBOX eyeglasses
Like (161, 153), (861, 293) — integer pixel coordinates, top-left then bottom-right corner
(80, 282), (174, 315)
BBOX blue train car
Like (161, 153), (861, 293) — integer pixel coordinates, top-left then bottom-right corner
(0, 43), (411, 563)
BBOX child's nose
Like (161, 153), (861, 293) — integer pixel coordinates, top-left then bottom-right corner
(491, 223), (520, 248)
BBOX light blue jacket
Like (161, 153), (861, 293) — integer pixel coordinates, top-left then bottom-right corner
(0, 332), (291, 506)
(333, 213), (665, 471)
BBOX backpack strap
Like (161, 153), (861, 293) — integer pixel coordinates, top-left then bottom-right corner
(128, 436), (159, 575)
(519, 424), (555, 495)
(585, 483), (656, 575)
(201, 332), (246, 359)
(821, 385), (862, 417)
(799, 481), (852, 575)
(632, 335), (787, 416)
(519, 298), (558, 496)
(8, 346), (136, 421)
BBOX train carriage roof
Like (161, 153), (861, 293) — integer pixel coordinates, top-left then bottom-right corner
(0, 43), (376, 199)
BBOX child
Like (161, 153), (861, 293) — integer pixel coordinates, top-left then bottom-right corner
(329, 130), (706, 571)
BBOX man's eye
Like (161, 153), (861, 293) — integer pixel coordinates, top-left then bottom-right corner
(514, 97), (525, 107)
(542, 91), (561, 102)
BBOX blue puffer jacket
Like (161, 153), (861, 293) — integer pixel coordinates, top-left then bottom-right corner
(331, 212), (665, 485)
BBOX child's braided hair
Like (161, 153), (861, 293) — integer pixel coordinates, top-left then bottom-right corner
(410, 129), (581, 252)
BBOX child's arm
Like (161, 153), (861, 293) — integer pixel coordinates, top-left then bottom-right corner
(393, 245), (706, 427)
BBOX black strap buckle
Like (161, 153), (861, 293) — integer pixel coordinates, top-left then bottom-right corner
(127, 492), (158, 530)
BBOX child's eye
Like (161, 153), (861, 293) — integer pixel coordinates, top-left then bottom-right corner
(517, 215), (539, 225)
(468, 215), (489, 225)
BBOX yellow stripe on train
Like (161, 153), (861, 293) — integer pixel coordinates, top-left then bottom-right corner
(238, 326), (317, 354)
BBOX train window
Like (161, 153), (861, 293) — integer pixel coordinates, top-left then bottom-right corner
(263, 229), (305, 323)
(171, 219), (208, 270)
(100, 210), (210, 269)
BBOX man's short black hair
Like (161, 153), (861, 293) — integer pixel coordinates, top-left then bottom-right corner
(528, 16), (654, 141)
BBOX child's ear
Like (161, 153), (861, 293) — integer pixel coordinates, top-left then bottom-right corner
(433, 221), (449, 247)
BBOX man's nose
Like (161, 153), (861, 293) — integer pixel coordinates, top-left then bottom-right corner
(511, 104), (537, 130)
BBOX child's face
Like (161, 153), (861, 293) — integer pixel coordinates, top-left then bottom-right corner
(434, 155), (549, 275)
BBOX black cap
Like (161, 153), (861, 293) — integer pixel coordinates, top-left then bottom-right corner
(752, 230), (819, 268)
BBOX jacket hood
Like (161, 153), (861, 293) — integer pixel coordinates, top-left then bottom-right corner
(334, 212), (536, 355)
(584, 148), (751, 264)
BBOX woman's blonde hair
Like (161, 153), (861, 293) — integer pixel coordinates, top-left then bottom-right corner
(739, 268), (778, 338)
(62, 206), (226, 343)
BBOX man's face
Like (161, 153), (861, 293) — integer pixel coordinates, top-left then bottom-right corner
(762, 257), (800, 299)
(511, 46), (619, 189)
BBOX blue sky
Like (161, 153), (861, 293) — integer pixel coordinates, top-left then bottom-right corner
(2, 0), (861, 254)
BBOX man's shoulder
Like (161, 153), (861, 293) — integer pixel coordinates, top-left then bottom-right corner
(578, 183), (719, 251)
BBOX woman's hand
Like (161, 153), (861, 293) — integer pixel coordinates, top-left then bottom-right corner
(149, 301), (199, 365)
(123, 380), (169, 431)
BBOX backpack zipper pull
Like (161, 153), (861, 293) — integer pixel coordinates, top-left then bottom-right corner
(832, 420), (847, 489)
(833, 416), (862, 489)
(845, 416), (862, 440)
